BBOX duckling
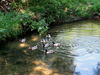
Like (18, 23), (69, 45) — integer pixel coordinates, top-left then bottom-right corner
(46, 34), (51, 39)
(19, 38), (26, 43)
(44, 49), (55, 54)
(41, 39), (45, 43)
(29, 45), (38, 50)
(52, 41), (61, 47)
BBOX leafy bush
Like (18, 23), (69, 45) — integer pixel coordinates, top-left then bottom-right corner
(0, 11), (22, 42)
(0, 28), (7, 42)
(29, 19), (48, 34)
(0, 10), (48, 42)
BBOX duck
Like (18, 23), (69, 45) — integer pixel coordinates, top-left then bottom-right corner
(46, 34), (51, 39)
(44, 49), (55, 54)
(19, 38), (26, 43)
(29, 45), (38, 50)
(43, 43), (50, 48)
(41, 39), (45, 43)
(52, 41), (61, 47)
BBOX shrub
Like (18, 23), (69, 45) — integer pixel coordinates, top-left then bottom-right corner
(29, 19), (48, 34)
(0, 11), (22, 42)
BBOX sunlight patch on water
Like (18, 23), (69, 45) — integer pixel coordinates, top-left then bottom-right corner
(32, 61), (48, 67)
(19, 43), (29, 47)
(33, 66), (53, 75)
(31, 36), (39, 41)
(30, 60), (62, 75)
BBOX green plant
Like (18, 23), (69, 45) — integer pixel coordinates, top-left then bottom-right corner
(20, 13), (34, 31)
(0, 11), (23, 42)
(0, 28), (7, 42)
(29, 19), (48, 34)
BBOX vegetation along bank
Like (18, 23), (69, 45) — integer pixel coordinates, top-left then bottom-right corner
(0, 0), (100, 44)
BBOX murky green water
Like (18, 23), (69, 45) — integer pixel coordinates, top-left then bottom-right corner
(0, 20), (100, 75)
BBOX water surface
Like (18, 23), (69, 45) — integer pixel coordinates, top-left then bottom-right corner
(0, 20), (100, 75)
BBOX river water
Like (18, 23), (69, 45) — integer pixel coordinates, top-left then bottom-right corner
(0, 20), (100, 75)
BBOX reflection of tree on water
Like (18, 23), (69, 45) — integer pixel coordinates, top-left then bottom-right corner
(74, 71), (81, 75)
(93, 62), (100, 75)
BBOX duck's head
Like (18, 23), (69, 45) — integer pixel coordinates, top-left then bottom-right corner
(44, 49), (47, 53)
(41, 39), (45, 43)
(52, 41), (55, 44)
(48, 34), (51, 37)
(46, 34), (51, 38)
(36, 45), (39, 48)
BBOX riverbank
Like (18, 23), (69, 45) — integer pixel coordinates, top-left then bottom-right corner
(0, 0), (100, 45)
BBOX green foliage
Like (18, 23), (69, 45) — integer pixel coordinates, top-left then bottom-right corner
(20, 13), (34, 31)
(11, 0), (100, 23)
(9, 2), (16, 10)
(0, 11), (22, 42)
(29, 19), (48, 34)
(0, 28), (7, 42)
(0, 10), (48, 42)
(89, 3), (100, 14)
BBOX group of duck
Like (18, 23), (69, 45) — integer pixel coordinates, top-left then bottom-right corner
(19, 34), (61, 54)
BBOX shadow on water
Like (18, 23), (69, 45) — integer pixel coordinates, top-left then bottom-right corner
(0, 19), (100, 75)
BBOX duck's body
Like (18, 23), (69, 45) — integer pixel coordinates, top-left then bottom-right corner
(29, 45), (38, 50)
(45, 43), (50, 47)
(54, 43), (61, 47)
(43, 43), (50, 48)
(44, 49), (55, 54)
(46, 34), (51, 39)
(41, 39), (45, 43)
(19, 38), (26, 42)
(52, 42), (61, 47)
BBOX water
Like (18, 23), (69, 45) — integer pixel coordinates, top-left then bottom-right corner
(0, 20), (100, 75)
